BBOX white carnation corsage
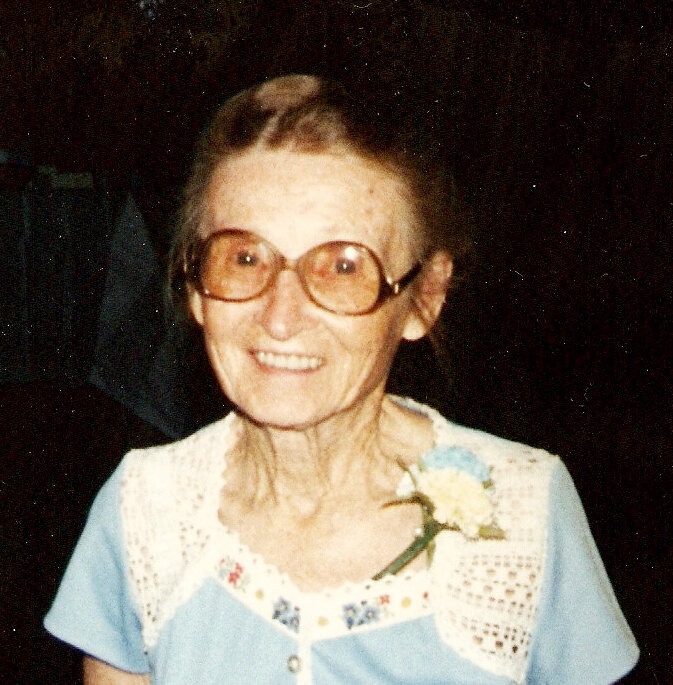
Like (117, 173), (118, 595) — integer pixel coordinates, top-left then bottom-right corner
(373, 445), (504, 579)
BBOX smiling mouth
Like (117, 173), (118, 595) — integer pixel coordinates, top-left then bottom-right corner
(254, 351), (323, 371)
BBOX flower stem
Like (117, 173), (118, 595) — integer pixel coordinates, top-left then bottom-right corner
(372, 518), (443, 580)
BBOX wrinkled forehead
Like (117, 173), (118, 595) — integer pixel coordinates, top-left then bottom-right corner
(203, 147), (421, 262)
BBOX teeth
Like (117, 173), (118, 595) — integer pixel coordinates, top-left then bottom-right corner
(255, 351), (322, 371)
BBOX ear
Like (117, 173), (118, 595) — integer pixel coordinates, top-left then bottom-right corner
(402, 251), (453, 341)
(188, 288), (206, 326)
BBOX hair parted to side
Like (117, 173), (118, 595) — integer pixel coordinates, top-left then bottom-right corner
(169, 74), (473, 333)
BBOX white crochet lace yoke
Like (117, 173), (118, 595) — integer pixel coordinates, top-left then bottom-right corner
(120, 399), (556, 684)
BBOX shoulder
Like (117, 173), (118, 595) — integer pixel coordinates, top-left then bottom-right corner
(435, 421), (560, 530)
(117, 413), (239, 649)
(118, 411), (238, 552)
(396, 395), (560, 484)
(397, 398), (563, 682)
(404, 398), (638, 683)
(120, 412), (238, 497)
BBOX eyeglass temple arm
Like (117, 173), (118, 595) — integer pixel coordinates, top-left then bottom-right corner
(388, 261), (423, 295)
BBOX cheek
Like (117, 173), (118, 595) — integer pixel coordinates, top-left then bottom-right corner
(196, 303), (246, 358)
(197, 309), (250, 396)
(345, 307), (410, 369)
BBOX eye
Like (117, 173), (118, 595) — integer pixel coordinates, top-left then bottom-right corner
(235, 250), (259, 267)
(331, 244), (367, 276)
(334, 258), (357, 275)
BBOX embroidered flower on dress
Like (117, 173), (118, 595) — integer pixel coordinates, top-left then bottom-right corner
(273, 597), (301, 632)
(342, 598), (385, 629)
(217, 556), (250, 589)
(374, 445), (504, 579)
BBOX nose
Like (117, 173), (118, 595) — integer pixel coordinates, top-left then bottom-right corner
(257, 268), (312, 340)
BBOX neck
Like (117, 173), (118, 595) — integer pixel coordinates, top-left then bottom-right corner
(230, 393), (409, 517)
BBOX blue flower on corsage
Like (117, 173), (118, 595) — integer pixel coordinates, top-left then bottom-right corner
(373, 446), (505, 580)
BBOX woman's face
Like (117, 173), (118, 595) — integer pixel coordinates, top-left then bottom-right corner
(189, 148), (434, 430)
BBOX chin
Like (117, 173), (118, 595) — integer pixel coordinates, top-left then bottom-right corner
(235, 400), (326, 431)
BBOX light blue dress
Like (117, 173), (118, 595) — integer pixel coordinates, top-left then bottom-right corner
(45, 402), (638, 684)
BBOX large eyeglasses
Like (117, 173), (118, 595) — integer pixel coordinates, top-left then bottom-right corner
(186, 229), (422, 315)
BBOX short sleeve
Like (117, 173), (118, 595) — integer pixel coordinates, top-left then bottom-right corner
(44, 461), (149, 673)
(527, 462), (639, 684)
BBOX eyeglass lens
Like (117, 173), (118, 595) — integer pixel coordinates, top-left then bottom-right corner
(198, 231), (385, 314)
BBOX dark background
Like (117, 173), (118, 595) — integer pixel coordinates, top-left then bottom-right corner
(1, 1), (671, 682)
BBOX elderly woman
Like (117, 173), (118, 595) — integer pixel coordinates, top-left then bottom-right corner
(45, 75), (638, 684)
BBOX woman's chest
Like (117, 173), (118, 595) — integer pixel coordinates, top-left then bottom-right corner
(218, 498), (426, 592)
